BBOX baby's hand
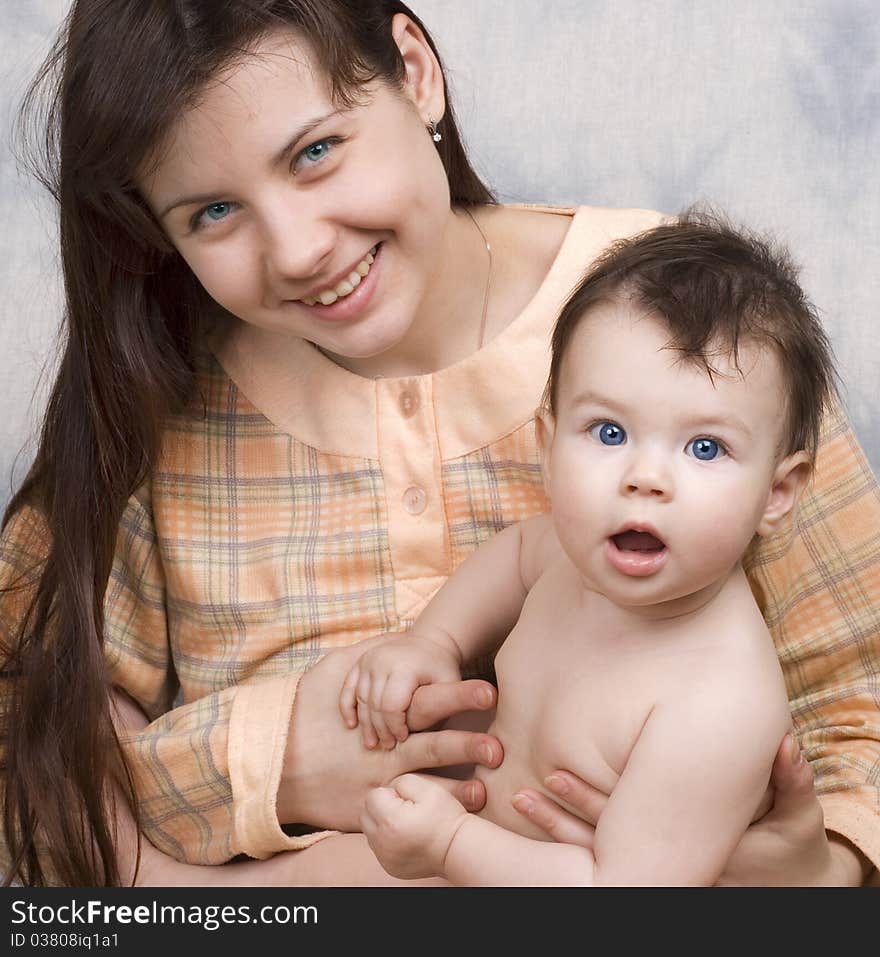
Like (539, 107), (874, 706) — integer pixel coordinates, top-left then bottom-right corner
(361, 773), (469, 880)
(339, 633), (462, 749)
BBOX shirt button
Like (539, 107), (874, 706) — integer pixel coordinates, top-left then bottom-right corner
(399, 391), (419, 418)
(402, 486), (427, 515)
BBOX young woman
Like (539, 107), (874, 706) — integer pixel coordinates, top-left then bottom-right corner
(1, 0), (877, 886)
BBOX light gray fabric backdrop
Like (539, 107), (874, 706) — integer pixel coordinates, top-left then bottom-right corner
(1, 1), (878, 513)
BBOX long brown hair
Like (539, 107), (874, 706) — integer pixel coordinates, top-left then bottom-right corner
(2, 0), (494, 887)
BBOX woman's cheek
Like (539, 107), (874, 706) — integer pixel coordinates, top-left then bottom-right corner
(191, 250), (256, 310)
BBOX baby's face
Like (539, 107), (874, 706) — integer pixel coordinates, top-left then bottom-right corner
(543, 303), (789, 613)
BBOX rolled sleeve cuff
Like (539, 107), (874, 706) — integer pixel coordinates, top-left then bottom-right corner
(820, 789), (880, 876)
(229, 671), (337, 859)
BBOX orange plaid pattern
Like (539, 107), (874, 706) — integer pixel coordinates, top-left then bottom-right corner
(1, 205), (878, 876)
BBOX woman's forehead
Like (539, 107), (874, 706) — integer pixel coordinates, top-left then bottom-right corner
(138, 29), (333, 193)
(196, 28), (331, 116)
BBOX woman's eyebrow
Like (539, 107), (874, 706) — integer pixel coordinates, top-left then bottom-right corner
(158, 108), (346, 219)
(268, 108), (346, 169)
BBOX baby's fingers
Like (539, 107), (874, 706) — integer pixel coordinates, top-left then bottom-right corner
(339, 664), (362, 728)
(369, 675), (398, 750)
(357, 703), (380, 750)
(382, 676), (420, 744)
(362, 786), (405, 830)
(355, 676), (380, 750)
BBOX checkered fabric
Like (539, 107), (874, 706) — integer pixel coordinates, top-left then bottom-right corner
(1, 206), (877, 876)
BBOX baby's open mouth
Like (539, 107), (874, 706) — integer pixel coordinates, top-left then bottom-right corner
(607, 527), (668, 577)
(611, 529), (666, 552)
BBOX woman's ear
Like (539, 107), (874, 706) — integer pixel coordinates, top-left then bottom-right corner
(757, 451), (812, 537)
(391, 13), (445, 122)
(535, 408), (555, 496)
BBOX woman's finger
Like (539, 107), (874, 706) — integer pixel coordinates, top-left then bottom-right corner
(511, 788), (596, 848)
(407, 679), (497, 732)
(427, 775), (487, 812)
(542, 771), (609, 827)
(768, 733), (816, 813)
(396, 727), (503, 775)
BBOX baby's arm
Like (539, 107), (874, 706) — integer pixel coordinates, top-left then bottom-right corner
(365, 650), (790, 886)
(587, 663), (790, 885)
(362, 773), (597, 885)
(340, 514), (555, 748)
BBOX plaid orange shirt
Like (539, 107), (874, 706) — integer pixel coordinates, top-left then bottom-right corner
(2, 206), (878, 876)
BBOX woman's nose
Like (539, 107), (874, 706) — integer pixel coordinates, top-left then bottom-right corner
(262, 203), (335, 286)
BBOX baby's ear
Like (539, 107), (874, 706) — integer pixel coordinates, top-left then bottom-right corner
(757, 451), (812, 537)
(535, 407), (555, 495)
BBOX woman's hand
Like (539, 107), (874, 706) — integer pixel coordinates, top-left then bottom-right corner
(110, 684), (453, 886)
(715, 735), (868, 886)
(280, 636), (503, 833)
(509, 771), (603, 848)
(510, 734), (868, 885)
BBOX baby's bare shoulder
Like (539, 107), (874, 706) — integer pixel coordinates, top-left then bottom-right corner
(517, 513), (562, 590)
(663, 603), (789, 734)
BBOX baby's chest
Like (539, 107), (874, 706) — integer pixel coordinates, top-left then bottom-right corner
(494, 610), (657, 790)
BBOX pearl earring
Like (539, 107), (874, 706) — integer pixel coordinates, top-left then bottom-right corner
(427, 116), (442, 143)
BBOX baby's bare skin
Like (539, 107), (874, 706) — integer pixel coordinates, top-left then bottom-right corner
(355, 307), (813, 884)
(475, 550), (788, 841)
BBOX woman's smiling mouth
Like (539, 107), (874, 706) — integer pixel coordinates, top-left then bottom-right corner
(298, 246), (377, 306)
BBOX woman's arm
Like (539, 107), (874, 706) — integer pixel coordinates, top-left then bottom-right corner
(744, 401), (880, 878)
(276, 639), (502, 831)
(103, 489), (503, 869)
(111, 688), (455, 887)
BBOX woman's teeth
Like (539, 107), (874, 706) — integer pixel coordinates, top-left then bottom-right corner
(301, 248), (376, 307)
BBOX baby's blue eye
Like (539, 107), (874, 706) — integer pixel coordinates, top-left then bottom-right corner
(688, 437), (724, 460)
(590, 421), (627, 446)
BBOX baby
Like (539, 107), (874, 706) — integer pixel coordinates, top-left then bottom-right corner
(342, 213), (837, 885)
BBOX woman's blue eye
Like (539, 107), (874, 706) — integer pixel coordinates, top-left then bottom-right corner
(303, 141), (329, 162)
(590, 421), (627, 446)
(295, 137), (340, 172)
(688, 437), (724, 461)
(192, 201), (234, 230)
(204, 202), (231, 221)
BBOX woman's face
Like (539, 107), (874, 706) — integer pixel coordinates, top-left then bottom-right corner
(140, 22), (452, 361)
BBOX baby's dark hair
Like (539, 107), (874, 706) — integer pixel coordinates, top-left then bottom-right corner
(544, 210), (838, 461)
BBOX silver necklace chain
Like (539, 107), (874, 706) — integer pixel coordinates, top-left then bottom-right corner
(463, 206), (493, 351)
(316, 206), (494, 376)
